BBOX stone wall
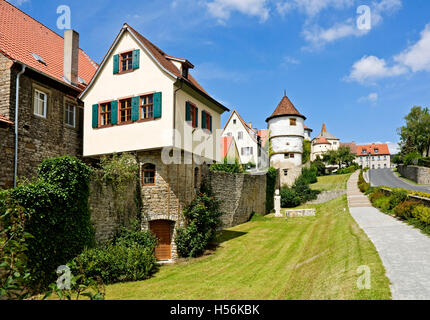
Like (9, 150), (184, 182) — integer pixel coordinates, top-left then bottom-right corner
(89, 176), (141, 244)
(398, 165), (430, 185)
(0, 58), (83, 190)
(209, 171), (267, 229)
(0, 124), (14, 189)
(307, 190), (346, 205)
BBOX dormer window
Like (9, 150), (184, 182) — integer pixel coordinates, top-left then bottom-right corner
(121, 51), (133, 72)
(374, 149), (379, 154)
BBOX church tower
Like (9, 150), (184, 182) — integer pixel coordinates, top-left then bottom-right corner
(266, 94), (306, 187)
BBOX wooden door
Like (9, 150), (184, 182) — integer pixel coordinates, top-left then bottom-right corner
(150, 220), (172, 260)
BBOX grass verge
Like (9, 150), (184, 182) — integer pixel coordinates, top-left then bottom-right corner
(311, 173), (353, 192)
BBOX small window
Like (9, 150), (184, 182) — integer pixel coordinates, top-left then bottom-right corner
(34, 89), (47, 118)
(283, 169), (288, 176)
(233, 119), (237, 124)
(226, 132), (232, 137)
(121, 51), (133, 72)
(284, 153), (295, 159)
(241, 147), (253, 156)
(203, 110), (212, 132)
(143, 164), (156, 185)
(119, 98), (132, 123)
(64, 103), (76, 127)
(140, 94), (154, 120)
(238, 132), (243, 140)
(374, 149), (379, 154)
(290, 118), (296, 126)
(100, 102), (111, 126)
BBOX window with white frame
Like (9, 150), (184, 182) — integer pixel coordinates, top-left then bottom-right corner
(241, 147), (253, 156)
(238, 132), (243, 140)
(65, 103), (76, 127)
(34, 89), (47, 117)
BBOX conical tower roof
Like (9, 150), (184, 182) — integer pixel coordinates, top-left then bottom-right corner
(315, 123), (339, 140)
(266, 94), (306, 122)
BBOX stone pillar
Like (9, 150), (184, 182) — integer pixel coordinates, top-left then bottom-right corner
(274, 189), (282, 217)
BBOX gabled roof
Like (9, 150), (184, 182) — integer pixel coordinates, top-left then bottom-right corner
(314, 137), (331, 145)
(0, 0), (97, 90)
(223, 109), (258, 143)
(80, 23), (228, 112)
(0, 114), (13, 125)
(341, 142), (357, 154)
(266, 94), (306, 122)
(356, 144), (390, 156)
(314, 123), (339, 140)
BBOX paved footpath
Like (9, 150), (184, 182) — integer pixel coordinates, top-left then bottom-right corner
(347, 171), (430, 300)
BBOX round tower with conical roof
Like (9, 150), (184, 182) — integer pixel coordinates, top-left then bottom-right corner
(266, 94), (306, 187)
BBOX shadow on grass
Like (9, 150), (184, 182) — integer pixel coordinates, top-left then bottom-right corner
(216, 230), (247, 244)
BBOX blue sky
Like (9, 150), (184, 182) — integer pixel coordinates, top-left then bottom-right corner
(9, 0), (430, 153)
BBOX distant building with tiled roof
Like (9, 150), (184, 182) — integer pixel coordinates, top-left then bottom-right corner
(311, 123), (340, 162)
(304, 125), (313, 140)
(355, 144), (391, 169)
(0, 0), (98, 189)
(222, 110), (268, 170)
(266, 94), (306, 186)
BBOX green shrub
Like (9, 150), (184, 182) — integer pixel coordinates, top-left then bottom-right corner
(265, 167), (277, 213)
(113, 220), (158, 250)
(71, 242), (157, 284)
(393, 201), (418, 219)
(1, 156), (94, 291)
(311, 158), (326, 176)
(412, 205), (430, 225)
(389, 189), (408, 209)
(175, 182), (223, 258)
(293, 176), (320, 202)
(369, 191), (386, 204)
(373, 197), (391, 212)
(210, 158), (244, 173)
(301, 167), (318, 185)
(403, 152), (422, 166)
(280, 188), (301, 208)
(337, 164), (359, 175)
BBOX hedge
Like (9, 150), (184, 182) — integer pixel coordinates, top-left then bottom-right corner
(265, 167), (277, 213)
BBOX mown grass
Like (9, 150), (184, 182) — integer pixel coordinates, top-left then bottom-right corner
(311, 173), (353, 192)
(105, 196), (391, 300)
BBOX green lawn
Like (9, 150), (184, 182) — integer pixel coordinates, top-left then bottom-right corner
(311, 173), (353, 191)
(105, 196), (391, 300)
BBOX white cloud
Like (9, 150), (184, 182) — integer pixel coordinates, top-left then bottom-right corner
(282, 56), (300, 65)
(394, 23), (430, 72)
(206, 0), (270, 22)
(358, 92), (379, 103)
(277, 0), (354, 18)
(372, 0), (402, 26)
(347, 23), (430, 83)
(347, 55), (407, 83)
(7, 0), (30, 5)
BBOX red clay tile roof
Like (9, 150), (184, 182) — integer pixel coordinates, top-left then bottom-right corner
(0, 0), (97, 90)
(314, 137), (331, 145)
(223, 109), (258, 143)
(356, 144), (390, 156)
(126, 24), (209, 95)
(266, 95), (306, 122)
(0, 114), (13, 125)
(304, 125), (312, 131)
(257, 129), (269, 147)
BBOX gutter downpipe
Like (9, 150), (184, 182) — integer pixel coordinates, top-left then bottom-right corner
(173, 79), (183, 149)
(14, 64), (26, 188)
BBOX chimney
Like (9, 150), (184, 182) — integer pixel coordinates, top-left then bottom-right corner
(63, 30), (79, 85)
(248, 122), (252, 128)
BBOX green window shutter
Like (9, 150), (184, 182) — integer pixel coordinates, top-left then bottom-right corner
(132, 49), (140, 69)
(111, 101), (118, 125)
(186, 101), (191, 122)
(92, 104), (98, 128)
(195, 107), (199, 127)
(202, 111), (206, 129)
(113, 54), (119, 74)
(210, 115), (213, 132)
(153, 92), (162, 118)
(132, 96), (139, 121)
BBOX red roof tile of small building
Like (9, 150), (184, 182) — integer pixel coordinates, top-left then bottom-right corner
(356, 144), (390, 156)
(0, 0), (97, 90)
(341, 142), (357, 154)
(0, 114), (13, 125)
(314, 137), (331, 145)
(257, 129), (269, 147)
(266, 94), (306, 122)
(304, 125), (312, 131)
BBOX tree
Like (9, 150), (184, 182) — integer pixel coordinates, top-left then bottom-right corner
(323, 147), (356, 168)
(398, 106), (430, 157)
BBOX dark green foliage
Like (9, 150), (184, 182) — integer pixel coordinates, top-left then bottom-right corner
(302, 140), (311, 164)
(280, 188), (301, 208)
(210, 158), (244, 173)
(113, 220), (158, 249)
(0, 194), (33, 299)
(358, 171), (370, 193)
(175, 182), (223, 258)
(1, 156), (94, 291)
(418, 157), (430, 168)
(301, 167), (318, 184)
(403, 152), (422, 166)
(389, 189), (408, 209)
(337, 164), (359, 175)
(398, 106), (430, 156)
(311, 157), (326, 176)
(265, 167), (277, 213)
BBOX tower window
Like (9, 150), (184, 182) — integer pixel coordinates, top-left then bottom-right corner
(290, 118), (297, 126)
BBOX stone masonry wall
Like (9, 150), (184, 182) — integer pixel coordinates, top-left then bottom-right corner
(398, 165), (430, 185)
(0, 60), (83, 190)
(89, 176), (140, 244)
(209, 171), (266, 229)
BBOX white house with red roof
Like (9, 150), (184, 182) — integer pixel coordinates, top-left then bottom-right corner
(222, 109), (268, 170)
(355, 144), (391, 169)
(80, 23), (229, 261)
(310, 123), (340, 162)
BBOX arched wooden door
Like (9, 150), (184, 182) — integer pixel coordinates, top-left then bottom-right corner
(150, 220), (172, 260)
